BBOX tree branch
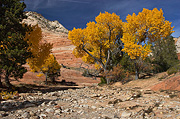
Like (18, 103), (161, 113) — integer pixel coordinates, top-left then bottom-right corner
(104, 49), (111, 70)
(82, 45), (105, 68)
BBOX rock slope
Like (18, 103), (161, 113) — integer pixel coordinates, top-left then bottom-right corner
(15, 11), (99, 86)
(174, 37), (180, 60)
(23, 11), (68, 34)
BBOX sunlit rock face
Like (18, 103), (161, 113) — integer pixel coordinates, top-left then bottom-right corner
(174, 37), (180, 60)
(20, 11), (97, 87)
(23, 11), (68, 34)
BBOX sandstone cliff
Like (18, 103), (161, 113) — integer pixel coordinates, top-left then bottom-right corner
(23, 11), (68, 34)
(174, 37), (180, 60)
(19, 11), (98, 86)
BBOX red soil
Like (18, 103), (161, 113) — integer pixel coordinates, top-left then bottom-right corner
(8, 31), (180, 90)
(150, 74), (180, 91)
(10, 31), (100, 87)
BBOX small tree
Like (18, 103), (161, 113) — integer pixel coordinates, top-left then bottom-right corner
(25, 25), (60, 84)
(38, 54), (61, 84)
(122, 8), (174, 79)
(25, 25), (53, 72)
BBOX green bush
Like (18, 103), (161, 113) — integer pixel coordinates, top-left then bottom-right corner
(167, 64), (180, 75)
(82, 70), (91, 77)
(98, 77), (107, 85)
(151, 36), (179, 73)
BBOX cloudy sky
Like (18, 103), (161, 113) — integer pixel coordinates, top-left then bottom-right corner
(24, 0), (180, 37)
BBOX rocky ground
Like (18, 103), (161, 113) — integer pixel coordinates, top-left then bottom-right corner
(1, 84), (180, 119)
(1, 11), (180, 119)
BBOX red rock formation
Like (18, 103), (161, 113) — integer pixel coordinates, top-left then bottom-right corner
(11, 12), (100, 86)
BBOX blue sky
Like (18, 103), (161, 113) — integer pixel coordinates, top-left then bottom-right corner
(24, 0), (180, 37)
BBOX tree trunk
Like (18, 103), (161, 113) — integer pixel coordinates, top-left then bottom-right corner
(0, 73), (3, 88)
(104, 50), (111, 84)
(135, 68), (139, 80)
(106, 76), (110, 84)
(50, 76), (55, 83)
(5, 71), (12, 87)
(45, 72), (48, 85)
(103, 69), (110, 84)
(134, 61), (139, 80)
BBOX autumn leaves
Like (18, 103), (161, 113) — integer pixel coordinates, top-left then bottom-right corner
(25, 25), (61, 83)
(69, 12), (123, 71)
(68, 8), (174, 81)
(122, 8), (174, 60)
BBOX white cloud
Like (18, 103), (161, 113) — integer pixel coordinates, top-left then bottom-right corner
(56, 0), (89, 3)
(24, 0), (89, 11)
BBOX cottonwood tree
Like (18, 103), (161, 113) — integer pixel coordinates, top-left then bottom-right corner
(25, 25), (53, 73)
(38, 54), (61, 84)
(25, 25), (61, 84)
(68, 12), (123, 84)
(0, 0), (32, 87)
(122, 8), (174, 79)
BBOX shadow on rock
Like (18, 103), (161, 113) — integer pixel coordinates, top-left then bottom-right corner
(0, 99), (52, 112)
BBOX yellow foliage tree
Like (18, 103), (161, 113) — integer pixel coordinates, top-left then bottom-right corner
(68, 12), (123, 84)
(25, 25), (53, 72)
(39, 54), (61, 83)
(122, 8), (174, 79)
(25, 25), (61, 83)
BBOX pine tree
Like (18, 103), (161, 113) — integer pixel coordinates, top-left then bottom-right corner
(0, 0), (31, 87)
(151, 36), (179, 72)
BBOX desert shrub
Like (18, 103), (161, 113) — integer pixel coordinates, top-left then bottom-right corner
(0, 91), (18, 100)
(82, 70), (91, 77)
(141, 57), (154, 73)
(98, 77), (107, 85)
(120, 53), (135, 73)
(103, 64), (130, 84)
(167, 64), (180, 75)
(151, 64), (163, 73)
(158, 74), (168, 81)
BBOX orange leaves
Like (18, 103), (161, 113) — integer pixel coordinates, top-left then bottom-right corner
(122, 8), (174, 60)
(68, 12), (123, 69)
(121, 33), (152, 60)
(25, 25), (53, 72)
(41, 54), (61, 74)
(36, 54), (61, 77)
(26, 25), (61, 76)
(68, 28), (84, 46)
(95, 12), (123, 30)
(69, 9), (174, 72)
(123, 8), (174, 42)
